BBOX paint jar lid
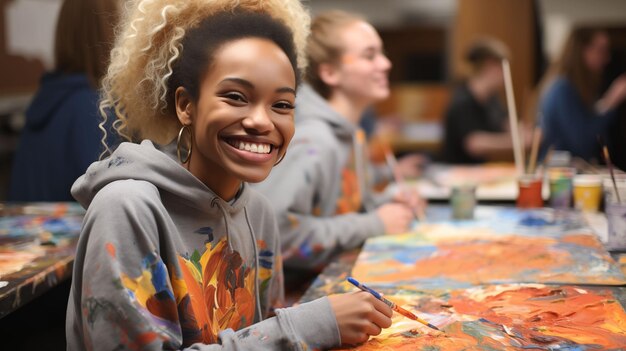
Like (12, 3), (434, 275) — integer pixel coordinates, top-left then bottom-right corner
(548, 167), (576, 179)
(518, 174), (542, 183)
(573, 174), (602, 186)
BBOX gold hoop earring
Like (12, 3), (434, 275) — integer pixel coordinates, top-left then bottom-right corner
(177, 125), (192, 164)
(274, 150), (286, 166)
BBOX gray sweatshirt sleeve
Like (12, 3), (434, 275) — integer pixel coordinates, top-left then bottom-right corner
(67, 181), (341, 351)
(194, 298), (340, 350)
(256, 140), (386, 270)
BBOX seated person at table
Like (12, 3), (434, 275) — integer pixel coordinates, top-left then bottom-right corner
(254, 10), (422, 285)
(539, 28), (626, 163)
(66, 1), (393, 349)
(9, 0), (119, 201)
(442, 38), (530, 164)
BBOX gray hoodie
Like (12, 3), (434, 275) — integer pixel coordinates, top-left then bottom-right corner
(253, 85), (386, 272)
(66, 140), (340, 350)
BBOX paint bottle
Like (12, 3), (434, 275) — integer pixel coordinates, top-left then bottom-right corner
(517, 174), (543, 208)
(451, 184), (476, 220)
(548, 167), (575, 209)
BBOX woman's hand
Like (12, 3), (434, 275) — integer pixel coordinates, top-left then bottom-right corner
(376, 203), (414, 234)
(328, 291), (393, 346)
(597, 74), (626, 114)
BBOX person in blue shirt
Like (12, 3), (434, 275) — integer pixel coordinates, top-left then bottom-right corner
(539, 28), (626, 163)
(8, 0), (120, 201)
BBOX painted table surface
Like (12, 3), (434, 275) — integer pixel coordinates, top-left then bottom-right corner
(0, 202), (84, 318)
(405, 163), (549, 201)
(353, 209), (625, 288)
(300, 206), (626, 350)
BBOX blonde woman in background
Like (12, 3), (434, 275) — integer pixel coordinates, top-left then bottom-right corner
(255, 10), (423, 288)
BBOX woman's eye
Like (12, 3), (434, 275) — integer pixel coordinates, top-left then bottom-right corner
(222, 92), (247, 102)
(273, 101), (295, 110)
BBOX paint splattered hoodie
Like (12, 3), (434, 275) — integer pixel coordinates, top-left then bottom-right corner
(253, 84), (386, 272)
(66, 140), (340, 350)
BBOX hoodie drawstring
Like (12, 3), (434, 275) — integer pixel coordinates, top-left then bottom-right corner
(211, 197), (234, 253)
(244, 206), (263, 322)
(211, 197), (262, 322)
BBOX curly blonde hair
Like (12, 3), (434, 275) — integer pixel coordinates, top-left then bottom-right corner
(99, 0), (310, 156)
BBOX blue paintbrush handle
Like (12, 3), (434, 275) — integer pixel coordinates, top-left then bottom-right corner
(347, 277), (394, 308)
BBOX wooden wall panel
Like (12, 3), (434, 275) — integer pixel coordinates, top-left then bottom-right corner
(0, 0), (45, 95)
(452, 0), (536, 120)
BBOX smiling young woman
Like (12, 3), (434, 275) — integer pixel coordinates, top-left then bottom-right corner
(174, 36), (297, 199)
(65, 1), (393, 350)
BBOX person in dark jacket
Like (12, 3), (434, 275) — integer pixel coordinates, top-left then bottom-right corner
(443, 38), (531, 164)
(8, 0), (120, 201)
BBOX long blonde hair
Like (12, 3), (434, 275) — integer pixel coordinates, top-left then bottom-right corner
(99, 0), (310, 156)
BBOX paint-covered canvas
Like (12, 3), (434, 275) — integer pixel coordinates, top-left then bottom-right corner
(354, 284), (626, 350)
(0, 202), (84, 317)
(0, 202), (83, 247)
(352, 222), (626, 288)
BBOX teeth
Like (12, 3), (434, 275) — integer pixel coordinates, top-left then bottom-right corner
(229, 139), (272, 154)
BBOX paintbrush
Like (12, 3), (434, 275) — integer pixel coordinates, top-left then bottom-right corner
(502, 59), (524, 176)
(354, 129), (372, 211)
(347, 277), (441, 332)
(381, 141), (427, 222)
(537, 145), (554, 175)
(603, 145), (621, 204)
(527, 127), (542, 175)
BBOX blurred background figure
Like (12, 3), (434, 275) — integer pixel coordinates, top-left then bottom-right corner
(442, 38), (531, 164)
(8, 0), (120, 201)
(539, 27), (626, 164)
(254, 10), (423, 293)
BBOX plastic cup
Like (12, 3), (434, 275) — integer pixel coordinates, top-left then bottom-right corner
(606, 201), (626, 252)
(451, 185), (476, 220)
(517, 174), (543, 208)
(603, 176), (626, 206)
(572, 175), (602, 212)
(548, 167), (576, 209)
(603, 177), (626, 251)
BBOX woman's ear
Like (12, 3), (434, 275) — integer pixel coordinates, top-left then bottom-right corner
(175, 87), (194, 125)
(318, 62), (341, 88)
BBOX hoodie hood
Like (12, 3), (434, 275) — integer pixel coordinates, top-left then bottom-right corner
(25, 72), (94, 130)
(295, 84), (357, 141)
(71, 140), (251, 215)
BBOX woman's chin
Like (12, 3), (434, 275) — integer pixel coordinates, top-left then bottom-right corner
(231, 168), (272, 184)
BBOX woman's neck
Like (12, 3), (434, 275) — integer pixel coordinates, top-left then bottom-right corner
(186, 160), (241, 201)
(327, 92), (368, 125)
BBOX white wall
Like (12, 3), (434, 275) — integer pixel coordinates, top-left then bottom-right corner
(6, 0), (626, 70)
(307, 0), (455, 27)
(309, 0), (626, 59)
(5, 0), (63, 69)
(538, 0), (626, 60)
